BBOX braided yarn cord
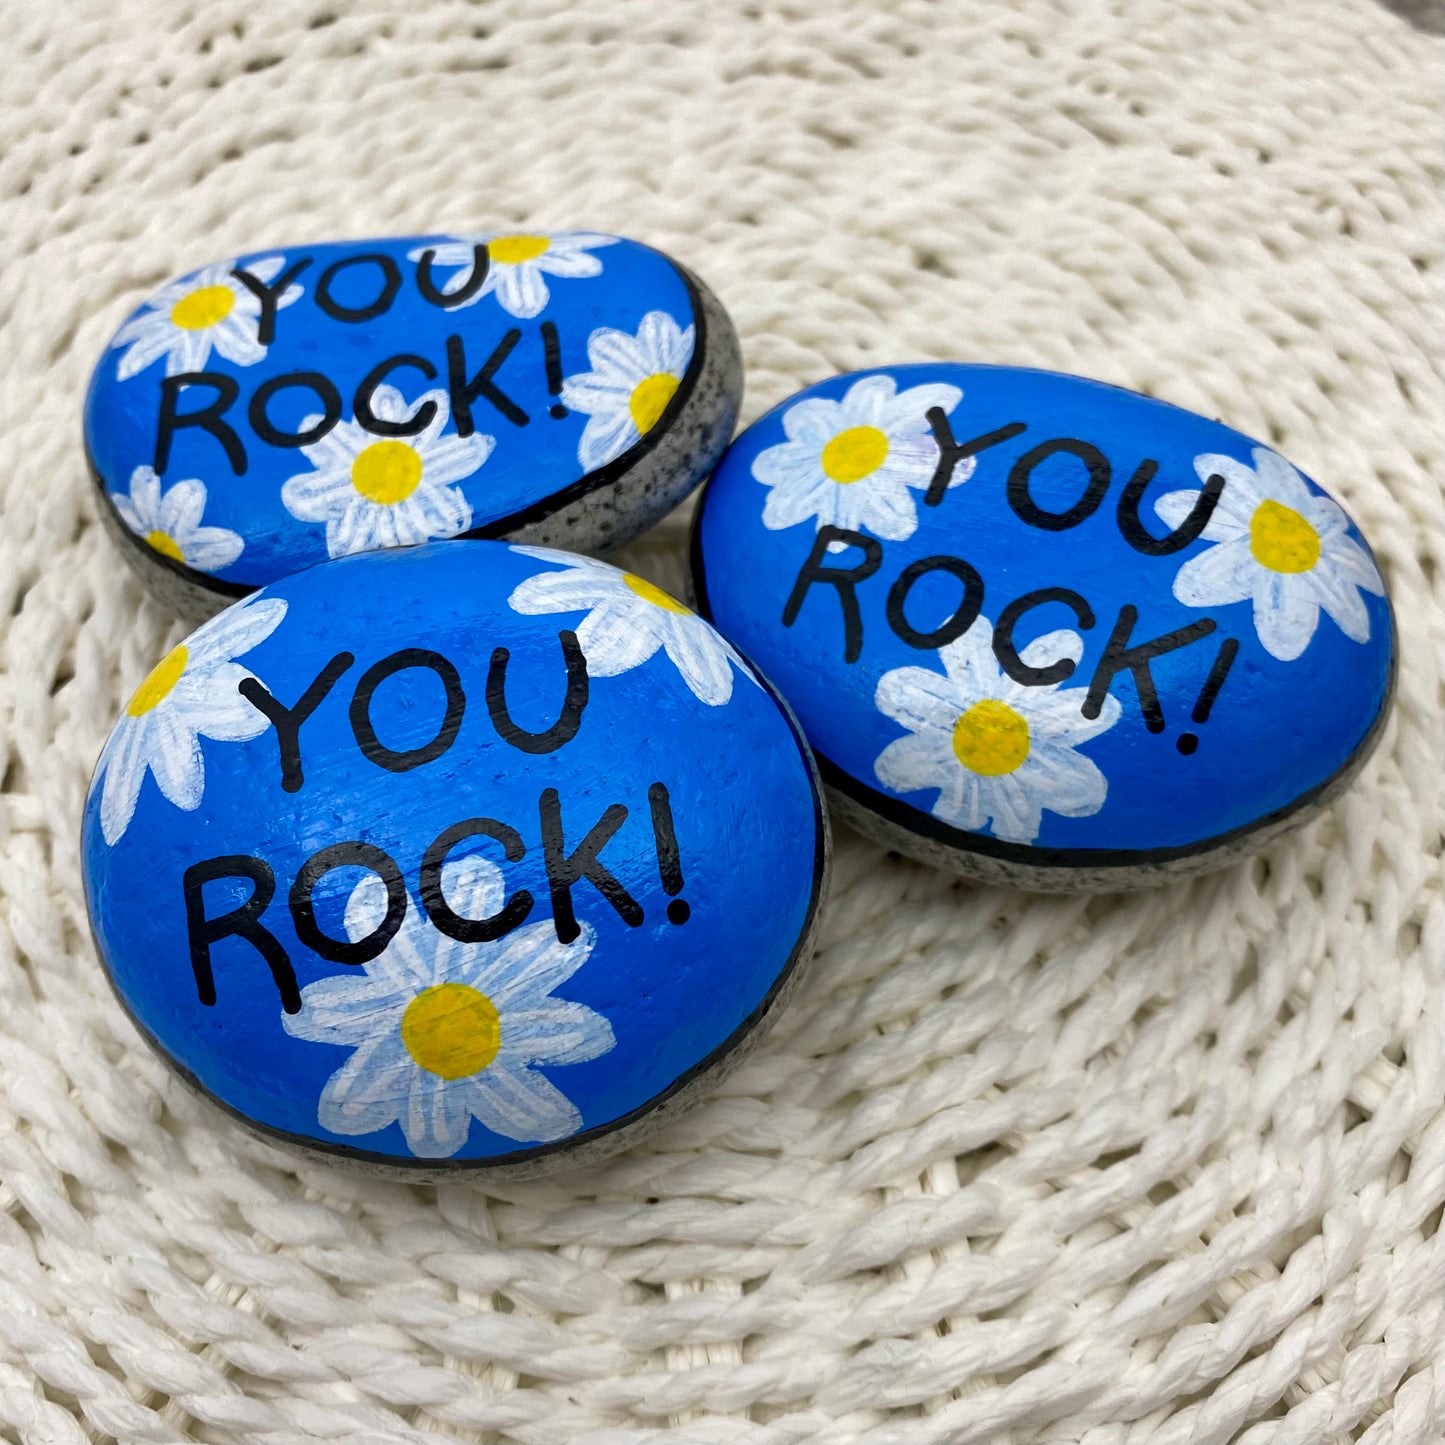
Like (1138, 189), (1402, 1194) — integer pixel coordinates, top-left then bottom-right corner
(0, 0), (1441, 1440)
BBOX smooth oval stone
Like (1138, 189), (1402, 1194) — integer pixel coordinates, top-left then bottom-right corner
(85, 232), (741, 619)
(692, 364), (1395, 890)
(82, 540), (826, 1175)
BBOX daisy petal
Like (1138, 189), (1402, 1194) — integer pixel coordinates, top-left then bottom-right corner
(183, 526), (244, 572)
(158, 479), (207, 536)
(1254, 572), (1319, 661)
(146, 712), (204, 811)
(875, 732), (954, 797)
(501, 1000), (615, 1067)
(284, 974), (404, 1046)
(853, 475), (919, 541)
(575, 602), (664, 676)
(1022, 743), (1109, 820)
(421, 432), (493, 489)
(1251, 447), (1314, 510)
(115, 324), (178, 381)
(837, 374), (899, 428)
(1328, 532), (1386, 597)
(111, 494), (145, 536)
(983, 773), (1045, 844)
(761, 473), (837, 532)
(190, 595), (287, 664)
(466, 1063), (583, 1143)
(663, 620), (735, 705)
(1016, 628), (1085, 676)
(881, 381), (962, 433)
(316, 1035), (408, 1137)
(1308, 562), (1372, 644)
(281, 466), (355, 521)
(125, 467), (165, 528)
(560, 375), (633, 415)
(491, 264), (550, 319)
(1193, 454), (1264, 533)
(474, 920), (596, 1008)
(1155, 488), (1208, 532)
(780, 397), (847, 448)
(169, 663), (269, 741)
(875, 665), (964, 735)
(1172, 539), (1255, 608)
(403, 1070), (475, 1158)
(583, 327), (648, 381)
(636, 312), (691, 374)
(577, 408), (640, 471)
(99, 721), (151, 845)
(535, 248), (606, 280)
(508, 566), (614, 615)
(211, 316), (265, 368)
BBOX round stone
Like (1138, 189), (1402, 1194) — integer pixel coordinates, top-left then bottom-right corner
(85, 232), (742, 621)
(83, 540), (827, 1175)
(691, 363), (1396, 891)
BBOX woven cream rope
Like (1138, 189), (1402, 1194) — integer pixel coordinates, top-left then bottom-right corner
(1, 1), (1441, 1440)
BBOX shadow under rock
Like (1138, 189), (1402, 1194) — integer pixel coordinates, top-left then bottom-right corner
(1373, 0), (1445, 33)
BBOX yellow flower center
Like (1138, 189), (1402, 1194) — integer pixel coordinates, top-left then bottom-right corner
(351, 440), (423, 505)
(169, 284), (235, 331)
(628, 373), (680, 435)
(401, 983), (502, 1079)
(487, 234), (551, 264)
(952, 699), (1031, 776)
(1249, 499), (1321, 574)
(821, 425), (890, 484)
(623, 572), (691, 613)
(126, 644), (188, 717)
(145, 529), (184, 562)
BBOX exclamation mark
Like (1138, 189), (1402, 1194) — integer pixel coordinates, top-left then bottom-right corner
(542, 321), (567, 419)
(1177, 637), (1239, 754)
(648, 782), (689, 924)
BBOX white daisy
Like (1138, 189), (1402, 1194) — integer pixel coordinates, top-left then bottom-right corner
(110, 255), (303, 380)
(283, 857), (615, 1158)
(110, 465), (243, 574)
(753, 373), (967, 542)
(1159, 447), (1386, 663)
(874, 617), (1121, 845)
(406, 231), (618, 319)
(95, 594), (286, 846)
(280, 385), (493, 559)
(507, 546), (752, 707)
(560, 311), (695, 472)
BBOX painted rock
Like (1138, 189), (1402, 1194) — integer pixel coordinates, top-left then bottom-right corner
(692, 364), (1395, 890)
(82, 540), (826, 1174)
(84, 232), (741, 619)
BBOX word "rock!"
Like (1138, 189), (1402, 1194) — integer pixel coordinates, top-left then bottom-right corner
(85, 232), (741, 618)
(692, 363), (1395, 890)
(83, 540), (826, 1174)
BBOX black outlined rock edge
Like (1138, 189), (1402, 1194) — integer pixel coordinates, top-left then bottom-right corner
(87, 246), (740, 621)
(687, 425), (1397, 889)
(85, 641), (831, 1179)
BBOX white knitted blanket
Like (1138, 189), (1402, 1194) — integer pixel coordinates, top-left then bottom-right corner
(1, 1), (1441, 1440)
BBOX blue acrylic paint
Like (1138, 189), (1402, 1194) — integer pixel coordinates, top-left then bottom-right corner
(83, 540), (825, 1169)
(85, 233), (739, 610)
(692, 364), (1395, 884)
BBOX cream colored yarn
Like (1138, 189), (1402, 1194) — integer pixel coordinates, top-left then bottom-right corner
(1, 0), (1442, 1440)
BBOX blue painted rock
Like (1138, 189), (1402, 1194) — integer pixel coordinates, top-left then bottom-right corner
(692, 364), (1395, 890)
(82, 540), (826, 1174)
(85, 232), (741, 619)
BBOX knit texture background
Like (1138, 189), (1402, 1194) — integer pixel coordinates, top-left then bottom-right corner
(1, 1), (1442, 1440)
